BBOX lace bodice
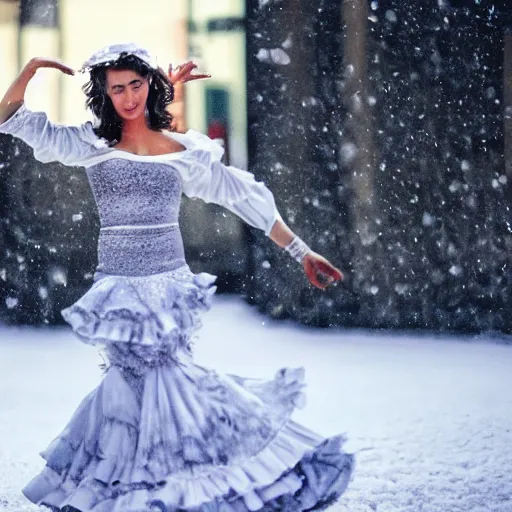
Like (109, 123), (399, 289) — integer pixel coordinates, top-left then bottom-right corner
(86, 158), (183, 228)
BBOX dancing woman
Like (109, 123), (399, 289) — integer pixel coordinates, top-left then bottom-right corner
(0, 43), (354, 512)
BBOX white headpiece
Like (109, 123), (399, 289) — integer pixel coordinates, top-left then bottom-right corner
(80, 43), (158, 73)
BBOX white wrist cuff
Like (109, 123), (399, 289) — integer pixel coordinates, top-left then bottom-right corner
(284, 235), (311, 263)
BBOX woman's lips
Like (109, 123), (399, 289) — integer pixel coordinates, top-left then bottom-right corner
(124, 105), (138, 113)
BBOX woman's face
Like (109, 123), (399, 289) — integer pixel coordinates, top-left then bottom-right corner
(105, 68), (149, 122)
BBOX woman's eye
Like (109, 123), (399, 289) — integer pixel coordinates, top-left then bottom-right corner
(133, 83), (142, 90)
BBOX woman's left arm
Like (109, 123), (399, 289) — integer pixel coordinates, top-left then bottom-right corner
(268, 218), (344, 290)
(180, 144), (344, 290)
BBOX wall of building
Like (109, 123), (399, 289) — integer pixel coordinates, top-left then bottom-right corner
(0, 2), (19, 112)
(187, 0), (247, 168)
(0, 0), (247, 170)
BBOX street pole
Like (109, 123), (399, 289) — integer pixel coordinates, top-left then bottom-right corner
(342, 0), (377, 246)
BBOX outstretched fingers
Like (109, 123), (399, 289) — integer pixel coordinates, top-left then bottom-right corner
(168, 61), (211, 84)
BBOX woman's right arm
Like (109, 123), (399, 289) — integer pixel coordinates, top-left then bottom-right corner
(0, 61), (36, 124)
(0, 58), (98, 166)
(0, 58), (74, 123)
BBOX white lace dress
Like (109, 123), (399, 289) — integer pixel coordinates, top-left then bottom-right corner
(0, 105), (354, 512)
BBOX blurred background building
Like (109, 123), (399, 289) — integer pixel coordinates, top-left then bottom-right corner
(0, 0), (252, 326)
(0, 0), (248, 167)
(0, 0), (510, 333)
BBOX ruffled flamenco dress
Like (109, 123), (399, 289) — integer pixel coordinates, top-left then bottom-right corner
(0, 103), (355, 512)
(23, 265), (354, 512)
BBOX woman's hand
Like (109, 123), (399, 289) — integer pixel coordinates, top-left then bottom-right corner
(167, 61), (210, 133)
(302, 251), (344, 290)
(25, 57), (75, 76)
(168, 61), (210, 86)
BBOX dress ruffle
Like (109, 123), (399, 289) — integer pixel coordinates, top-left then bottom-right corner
(25, 265), (354, 511)
(171, 129), (226, 164)
(23, 363), (353, 512)
(61, 265), (218, 354)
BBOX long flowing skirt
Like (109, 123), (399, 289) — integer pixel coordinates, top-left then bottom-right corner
(22, 264), (355, 511)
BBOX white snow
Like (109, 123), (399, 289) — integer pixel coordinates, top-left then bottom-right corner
(385, 10), (397, 23)
(0, 295), (511, 512)
(255, 48), (291, 66)
(4, 297), (18, 309)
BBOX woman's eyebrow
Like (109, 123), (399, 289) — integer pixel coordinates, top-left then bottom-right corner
(110, 79), (143, 89)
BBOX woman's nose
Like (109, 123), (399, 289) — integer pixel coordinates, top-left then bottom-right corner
(125, 89), (135, 105)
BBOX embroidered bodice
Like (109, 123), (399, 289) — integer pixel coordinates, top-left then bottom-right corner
(87, 158), (183, 228)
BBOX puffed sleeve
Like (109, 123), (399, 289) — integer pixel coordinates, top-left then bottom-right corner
(0, 103), (101, 166)
(176, 130), (283, 237)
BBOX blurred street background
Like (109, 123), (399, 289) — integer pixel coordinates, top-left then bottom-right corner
(0, 0), (510, 332)
(0, 1), (511, 510)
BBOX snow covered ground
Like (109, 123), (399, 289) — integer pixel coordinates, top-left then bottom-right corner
(0, 294), (511, 512)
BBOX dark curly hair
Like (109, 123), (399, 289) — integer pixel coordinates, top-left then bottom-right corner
(82, 54), (174, 144)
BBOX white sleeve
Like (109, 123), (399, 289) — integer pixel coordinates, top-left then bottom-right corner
(0, 103), (99, 166)
(178, 130), (283, 237)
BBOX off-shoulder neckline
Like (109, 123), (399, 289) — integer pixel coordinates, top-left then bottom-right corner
(105, 130), (191, 161)
(107, 148), (190, 161)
